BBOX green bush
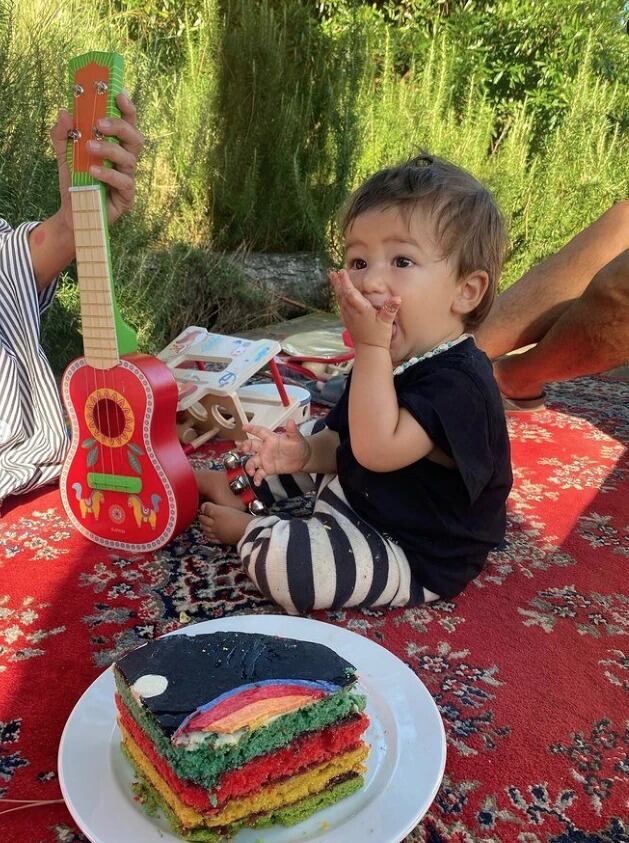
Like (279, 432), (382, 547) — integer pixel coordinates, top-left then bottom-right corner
(336, 32), (627, 289)
(209, 0), (364, 252)
(317, 0), (629, 141)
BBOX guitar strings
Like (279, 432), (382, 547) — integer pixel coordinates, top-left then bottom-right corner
(93, 76), (116, 484)
(75, 75), (112, 496)
(93, 79), (112, 481)
(72, 84), (100, 500)
(97, 75), (134, 511)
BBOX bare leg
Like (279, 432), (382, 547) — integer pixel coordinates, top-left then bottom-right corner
(493, 250), (629, 400)
(195, 468), (246, 509)
(199, 502), (254, 544)
(475, 202), (629, 360)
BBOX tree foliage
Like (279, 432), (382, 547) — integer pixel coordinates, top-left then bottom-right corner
(316, 0), (629, 140)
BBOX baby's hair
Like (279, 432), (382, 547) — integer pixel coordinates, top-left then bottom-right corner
(341, 153), (507, 327)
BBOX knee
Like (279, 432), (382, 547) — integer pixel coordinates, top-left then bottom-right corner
(242, 527), (307, 615)
(587, 249), (629, 308)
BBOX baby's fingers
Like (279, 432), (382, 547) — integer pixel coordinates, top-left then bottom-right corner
(330, 268), (355, 299)
(332, 270), (370, 313)
(243, 456), (257, 478)
(242, 423), (273, 442)
(237, 438), (264, 463)
(285, 418), (301, 439)
(329, 269), (355, 299)
(252, 466), (268, 487)
(377, 297), (401, 323)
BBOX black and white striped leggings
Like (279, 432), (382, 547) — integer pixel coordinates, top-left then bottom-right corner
(237, 460), (440, 615)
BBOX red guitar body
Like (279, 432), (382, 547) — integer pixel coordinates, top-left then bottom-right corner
(60, 354), (198, 552)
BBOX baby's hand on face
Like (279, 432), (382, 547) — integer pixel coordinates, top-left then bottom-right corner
(329, 269), (400, 352)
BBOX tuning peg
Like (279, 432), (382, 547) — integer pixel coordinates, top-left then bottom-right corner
(67, 129), (81, 141)
(72, 84), (84, 96)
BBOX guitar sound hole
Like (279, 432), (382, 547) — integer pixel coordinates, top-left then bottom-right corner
(93, 399), (126, 439)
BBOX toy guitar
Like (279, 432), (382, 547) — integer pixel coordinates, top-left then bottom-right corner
(59, 52), (198, 552)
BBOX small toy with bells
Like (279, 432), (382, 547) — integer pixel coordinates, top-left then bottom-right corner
(223, 451), (268, 515)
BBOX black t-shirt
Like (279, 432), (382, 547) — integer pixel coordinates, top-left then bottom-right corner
(325, 338), (512, 599)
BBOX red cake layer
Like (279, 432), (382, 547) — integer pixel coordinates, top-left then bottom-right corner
(116, 695), (369, 813)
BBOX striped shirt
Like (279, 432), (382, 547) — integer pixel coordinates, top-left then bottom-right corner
(0, 219), (68, 507)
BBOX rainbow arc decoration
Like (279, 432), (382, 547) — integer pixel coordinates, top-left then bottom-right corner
(172, 679), (341, 740)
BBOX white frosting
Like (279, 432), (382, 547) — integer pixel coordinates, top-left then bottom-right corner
(131, 674), (169, 699)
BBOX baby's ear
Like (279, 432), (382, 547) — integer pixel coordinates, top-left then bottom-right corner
(452, 271), (489, 315)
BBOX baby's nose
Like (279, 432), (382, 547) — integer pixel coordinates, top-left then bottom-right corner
(360, 266), (387, 293)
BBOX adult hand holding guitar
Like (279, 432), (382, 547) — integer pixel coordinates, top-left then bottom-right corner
(29, 90), (144, 290)
(0, 60), (144, 508)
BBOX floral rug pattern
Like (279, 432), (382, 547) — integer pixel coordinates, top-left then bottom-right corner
(0, 376), (627, 843)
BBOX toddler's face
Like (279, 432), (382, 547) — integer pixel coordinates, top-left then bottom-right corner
(344, 205), (464, 364)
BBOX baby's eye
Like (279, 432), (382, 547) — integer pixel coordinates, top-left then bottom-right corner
(348, 258), (367, 270)
(394, 256), (414, 268)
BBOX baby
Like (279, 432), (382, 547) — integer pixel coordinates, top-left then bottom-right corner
(196, 153), (512, 614)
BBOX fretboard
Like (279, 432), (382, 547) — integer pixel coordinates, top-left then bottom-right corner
(70, 185), (119, 369)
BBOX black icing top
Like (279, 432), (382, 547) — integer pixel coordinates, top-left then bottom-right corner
(115, 631), (357, 735)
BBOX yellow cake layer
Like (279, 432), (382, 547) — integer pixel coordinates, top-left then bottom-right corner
(120, 723), (368, 830)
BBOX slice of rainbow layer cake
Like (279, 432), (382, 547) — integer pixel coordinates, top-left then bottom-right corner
(114, 631), (369, 841)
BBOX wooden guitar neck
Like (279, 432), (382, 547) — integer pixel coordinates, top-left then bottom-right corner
(71, 185), (119, 369)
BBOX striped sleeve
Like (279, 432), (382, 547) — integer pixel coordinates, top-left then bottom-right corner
(0, 219), (67, 505)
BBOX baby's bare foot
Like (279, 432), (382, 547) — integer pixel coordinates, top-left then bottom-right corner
(199, 502), (254, 545)
(195, 469), (246, 510)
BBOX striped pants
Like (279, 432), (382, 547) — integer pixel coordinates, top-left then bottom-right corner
(237, 469), (441, 615)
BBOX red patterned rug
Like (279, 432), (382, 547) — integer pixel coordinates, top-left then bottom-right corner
(1, 377), (627, 843)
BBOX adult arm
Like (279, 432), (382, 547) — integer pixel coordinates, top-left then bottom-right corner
(475, 200), (629, 360)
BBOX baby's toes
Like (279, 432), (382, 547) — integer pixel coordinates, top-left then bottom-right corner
(198, 512), (217, 541)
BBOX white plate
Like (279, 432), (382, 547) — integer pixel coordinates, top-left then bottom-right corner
(59, 614), (446, 843)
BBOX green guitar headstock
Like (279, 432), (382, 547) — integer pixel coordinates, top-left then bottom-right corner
(66, 51), (124, 187)
(67, 51), (137, 356)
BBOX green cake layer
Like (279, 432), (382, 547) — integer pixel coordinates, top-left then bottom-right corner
(116, 669), (367, 789)
(127, 743), (364, 843)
